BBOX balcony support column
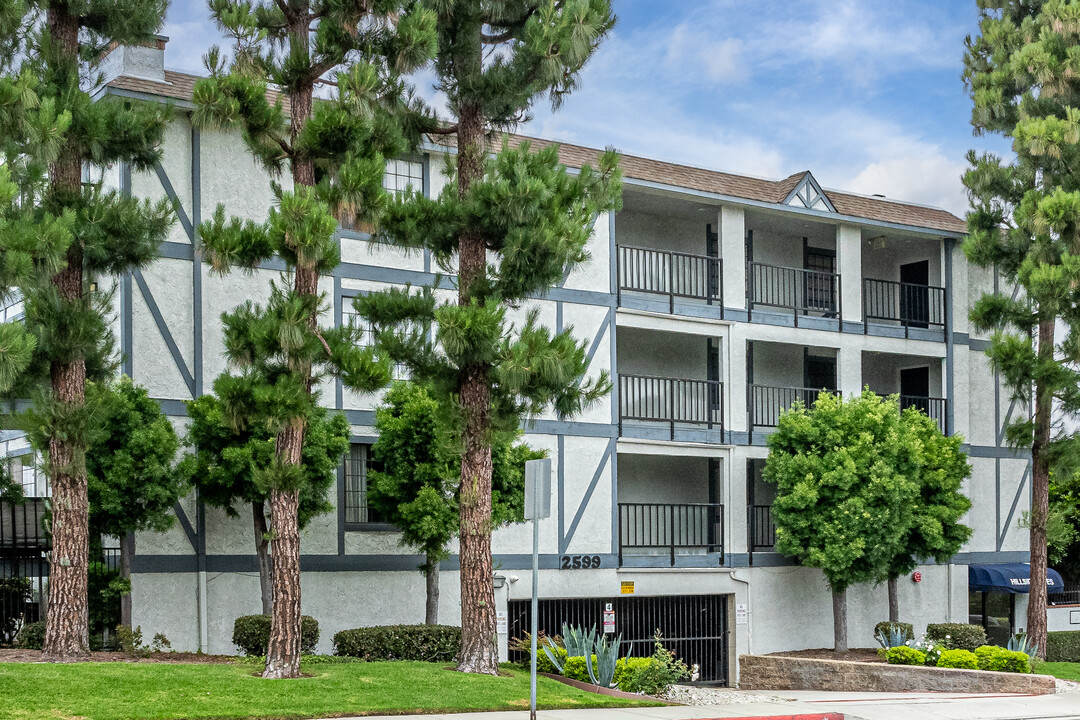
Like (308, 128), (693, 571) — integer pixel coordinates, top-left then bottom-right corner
(838, 344), (862, 399)
(720, 206), (746, 312)
(837, 223), (862, 324)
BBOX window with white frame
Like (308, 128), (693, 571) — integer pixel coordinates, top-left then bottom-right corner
(383, 158), (424, 196)
(4, 452), (48, 498)
(343, 443), (380, 524)
(0, 291), (24, 323)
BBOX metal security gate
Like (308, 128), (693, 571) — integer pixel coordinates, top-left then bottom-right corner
(1, 500), (50, 646)
(508, 593), (730, 685)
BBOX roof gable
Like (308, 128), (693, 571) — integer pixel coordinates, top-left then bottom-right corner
(781, 172), (836, 213)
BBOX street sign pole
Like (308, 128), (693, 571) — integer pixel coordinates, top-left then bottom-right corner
(525, 458), (551, 720)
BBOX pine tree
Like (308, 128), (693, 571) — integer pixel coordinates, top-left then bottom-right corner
(353, 0), (620, 674)
(191, 0), (435, 679)
(0, 0), (173, 659)
(963, 0), (1080, 657)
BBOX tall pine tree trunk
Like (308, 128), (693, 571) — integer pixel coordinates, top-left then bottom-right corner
(253, 501), (273, 616)
(455, 100), (498, 675)
(42, 2), (90, 661)
(888, 576), (899, 624)
(262, 10), (316, 674)
(120, 533), (134, 629)
(1028, 318), (1054, 660)
(832, 587), (848, 653)
(425, 553), (439, 626)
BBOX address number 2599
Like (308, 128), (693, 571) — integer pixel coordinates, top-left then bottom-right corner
(560, 554), (602, 569)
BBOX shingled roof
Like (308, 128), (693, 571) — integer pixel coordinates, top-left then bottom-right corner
(108, 69), (966, 235)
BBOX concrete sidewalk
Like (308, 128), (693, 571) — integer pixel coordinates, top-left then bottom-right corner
(335, 689), (1080, 720)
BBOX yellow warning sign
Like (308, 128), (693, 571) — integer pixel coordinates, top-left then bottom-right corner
(620, 581), (634, 595)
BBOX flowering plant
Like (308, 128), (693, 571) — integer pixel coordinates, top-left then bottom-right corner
(905, 634), (944, 666)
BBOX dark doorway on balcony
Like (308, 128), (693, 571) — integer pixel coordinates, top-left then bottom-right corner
(900, 260), (930, 329)
(901, 366), (930, 400)
(508, 593), (730, 685)
(747, 459), (776, 560)
(803, 352), (837, 391)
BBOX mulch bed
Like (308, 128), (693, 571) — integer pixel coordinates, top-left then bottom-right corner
(0, 649), (237, 664)
(770, 648), (884, 663)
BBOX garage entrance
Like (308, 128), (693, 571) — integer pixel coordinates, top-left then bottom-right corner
(507, 593), (730, 685)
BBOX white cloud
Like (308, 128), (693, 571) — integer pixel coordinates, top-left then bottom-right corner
(847, 154), (967, 216)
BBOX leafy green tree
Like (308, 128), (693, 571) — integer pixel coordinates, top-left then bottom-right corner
(354, 0), (620, 673)
(367, 382), (542, 625)
(883, 407), (972, 623)
(86, 377), (183, 629)
(191, 0), (434, 679)
(765, 391), (919, 653)
(0, 1), (173, 659)
(963, 0), (1080, 656)
(0, 462), (22, 503)
(178, 382), (349, 617)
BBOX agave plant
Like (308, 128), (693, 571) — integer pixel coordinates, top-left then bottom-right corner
(562, 623), (597, 658)
(585, 632), (622, 688)
(1007, 630), (1038, 658)
(875, 623), (909, 650)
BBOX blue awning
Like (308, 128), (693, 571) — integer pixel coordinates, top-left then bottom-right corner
(969, 563), (1065, 594)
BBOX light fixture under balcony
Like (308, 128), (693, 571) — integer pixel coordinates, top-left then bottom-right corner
(868, 235), (887, 250)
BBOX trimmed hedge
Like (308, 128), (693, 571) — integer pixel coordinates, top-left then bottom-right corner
(333, 624), (461, 662)
(1048, 630), (1080, 663)
(14, 621), (45, 650)
(885, 646), (926, 666)
(232, 615), (319, 656)
(974, 645), (1031, 673)
(937, 648), (978, 670)
(925, 623), (986, 652)
(874, 621), (914, 643)
(613, 656), (654, 692)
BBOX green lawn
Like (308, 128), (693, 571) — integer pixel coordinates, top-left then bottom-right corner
(0, 660), (659, 720)
(1039, 662), (1080, 681)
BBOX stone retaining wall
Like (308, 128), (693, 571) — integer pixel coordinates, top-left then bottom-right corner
(739, 654), (1057, 694)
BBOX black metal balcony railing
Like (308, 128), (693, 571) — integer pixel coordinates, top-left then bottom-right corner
(749, 384), (826, 428)
(617, 245), (723, 314)
(900, 395), (947, 434)
(749, 504), (776, 550)
(747, 262), (841, 329)
(618, 374), (724, 440)
(618, 502), (724, 566)
(863, 278), (946, 338)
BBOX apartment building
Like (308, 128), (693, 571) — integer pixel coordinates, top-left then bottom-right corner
(1, 40), (1032, 684)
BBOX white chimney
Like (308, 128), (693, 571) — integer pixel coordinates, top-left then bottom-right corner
(100, 34), (168, 85)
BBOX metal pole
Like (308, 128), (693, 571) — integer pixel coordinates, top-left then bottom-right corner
(530, 479), (539, 720)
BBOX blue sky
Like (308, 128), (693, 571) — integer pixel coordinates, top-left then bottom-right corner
(161, 0), (1008, 217)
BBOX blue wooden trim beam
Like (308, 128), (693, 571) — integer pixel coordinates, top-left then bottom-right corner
(560, 438), (614, 554)
(998, 461), (1031, 551)
(132, 269), (196, 395)
(153, 162), (194, 241)
(191, 128), (203, 396)
(173, 501), (198, 552)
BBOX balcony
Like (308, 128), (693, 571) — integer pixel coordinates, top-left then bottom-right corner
(618, 373), (723, 440)
(617, 502), (724, 566)
(749, 384), (824, 429)
(617, 245), (722, 314)
(901, 395), (947, 433)
(863, 278), (946, 339)
(750, 384), (947, 434)
(748, 504), (776, 551)
(1, 498), (49, 551)
(747, 262), (841, 329)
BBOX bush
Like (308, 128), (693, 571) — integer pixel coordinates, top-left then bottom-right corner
(937, 648), (978, 669)
(886, 646), (926, 666)
(628, 632), (691, 696)
(561, 655), (599, 682)
(975, 645), (1032, 673)
(1048, 631), (1080, 662)
(874, 621), (914, 644)
(613, 656), (654, 692)
(14, 620), (45, 650)
(233, 615), (319, 657)
(332, 624), (460, 662)
(925, 623), (986, 652)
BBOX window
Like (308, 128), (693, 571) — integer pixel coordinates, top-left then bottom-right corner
(343, 443), (380, 524)
(383, 158), (424, 196)
(4, 452), (47, 498)
(342, 302), (411, 381)
(0, 291), (24, 323)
